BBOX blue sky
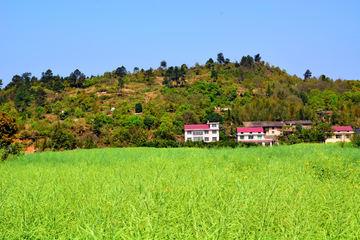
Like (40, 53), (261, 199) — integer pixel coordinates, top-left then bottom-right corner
(1, 0), (359, 86)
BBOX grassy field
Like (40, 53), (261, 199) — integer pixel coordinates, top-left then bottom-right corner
(1, 144), (360, 239)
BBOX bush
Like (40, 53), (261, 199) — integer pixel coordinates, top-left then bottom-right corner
(50, 123), (77, 150)
(351, 133), (360, 147)
(84, 135), (97, 149)
(135, 103), (143, 113)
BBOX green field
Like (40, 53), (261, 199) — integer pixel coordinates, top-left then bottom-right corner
(1, 144), (360, 239)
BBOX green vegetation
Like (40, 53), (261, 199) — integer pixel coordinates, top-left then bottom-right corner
(1, 144), (360, 238)
(0, 53), (359, 151)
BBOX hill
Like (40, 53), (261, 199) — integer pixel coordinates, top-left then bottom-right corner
(0, 53), (360, 150)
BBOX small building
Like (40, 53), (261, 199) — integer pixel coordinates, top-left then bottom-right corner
(243, 120), (312, 136)
(237, 127), (273, 146)
(184, 122), (219, 142)
(325, 126), (354, 143)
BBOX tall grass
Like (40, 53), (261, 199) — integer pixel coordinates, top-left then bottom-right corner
(1, 144), (360, 239)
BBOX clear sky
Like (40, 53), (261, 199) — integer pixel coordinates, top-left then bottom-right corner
(1, 0), (359, 86)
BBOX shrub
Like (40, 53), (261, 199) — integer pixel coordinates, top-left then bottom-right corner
(135, 103), (143, 113)
(50, 123), (77, 150)
(351, 133), (360, 147)
(0, 111), (18, 147)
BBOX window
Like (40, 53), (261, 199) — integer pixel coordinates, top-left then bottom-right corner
(187, 138), (192, 141)
(327, 135), (332, 139)
(193, 131), (203, 135)
(187, 131), (192, 134)
(212, 130), (217, 134)
(346, 135), (351, 139)
(212, 137), (217, 141)
(249, 135), (254, 139)
(272, 127), (274, 129)
(193, 137), (203, 141)
(272, 131), (275, 134)
(250, 132), (252, 134)
(204, 130), (209, 134)
(257, 135), (262, 139)
(204, 137), (209, 141)
(212, 124), (217, 128)
(258, 132), (261, 134)
(336, 135), (341, 139)
(241, 132), (244, 134)
(240, 136), (244, 140)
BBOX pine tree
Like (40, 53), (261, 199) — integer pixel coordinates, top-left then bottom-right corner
(35, 87), (47, 107)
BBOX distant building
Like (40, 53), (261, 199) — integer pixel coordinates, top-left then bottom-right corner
(325, 126), (354, 143)
(237, 127), (273, 146)
(184, 122), (219, 142)
(242, 121), (312, 136)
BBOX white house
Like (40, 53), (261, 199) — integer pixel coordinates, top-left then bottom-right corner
(184, 122), (219, 142)
(237, 127), (273, 146)
(325, 126), (354, 143)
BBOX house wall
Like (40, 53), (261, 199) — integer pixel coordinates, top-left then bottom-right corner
(237, 131), (265, 141)
(264, 127), (281, 136)
(185, 129), (219, 142)
(325, 132), (353, 143)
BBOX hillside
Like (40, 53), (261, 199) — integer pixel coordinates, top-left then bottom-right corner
(0, 53), (360, 151)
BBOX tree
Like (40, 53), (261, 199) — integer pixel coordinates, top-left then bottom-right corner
(143, 117), (154, 130)
(133, 67), (139, 73)
(299, 91), (309, 105)
(217, 53), (225, 65)
(254, 54), (261, 63)
(135, 103), (143, 113)
(266, 83), (273, 97)
(68, 69), (85, 88)
(115, 66), (127, 78)
(0, 79), (2, 90)
(15, 91), (31, 112)
(118, 77), (125, 95)
(240, 55), (254, 69)
(0, 112), (18, 147)
(295, 124), (303, 133)
(40, 69), (53, 84)
(35, 87), (47, 107)
(181, 109), (199, 125)
(144, 68), (155, 86)
(211, 69), (218, 80)
(160, 60), (167, 69)
(205, 58), (214, 69)
(53, 81), (64, 93)
(51, 123), (76, 150)
(304, 69), (312, 81)
(206, 112), (223, 124)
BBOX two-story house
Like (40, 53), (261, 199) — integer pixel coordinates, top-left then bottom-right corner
(184, 122), (220, 142)
(325, 126), (354, 143)
(236, 127), (273, 146)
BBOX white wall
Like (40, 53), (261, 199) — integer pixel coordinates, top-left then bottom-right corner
(185, 129), (219, 142)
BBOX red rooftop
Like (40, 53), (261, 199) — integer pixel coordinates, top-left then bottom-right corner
(237, 127), (264, 133)
(185, 124), (210, 130)
(331, 126), (353, 132)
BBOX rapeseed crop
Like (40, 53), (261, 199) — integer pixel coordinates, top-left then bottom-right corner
(1, 144), (359, 238)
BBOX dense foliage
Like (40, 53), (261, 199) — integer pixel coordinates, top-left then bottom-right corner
(0, 53), (359, 151)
